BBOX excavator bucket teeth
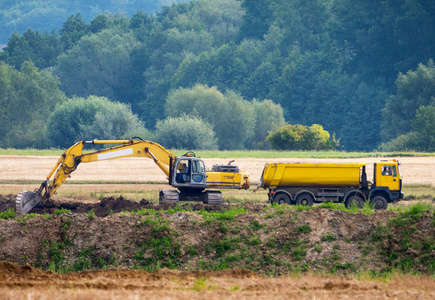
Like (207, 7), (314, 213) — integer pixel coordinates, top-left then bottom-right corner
(16, 191), (43, 215)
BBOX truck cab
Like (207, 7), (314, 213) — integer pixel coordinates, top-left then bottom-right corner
(370, 160), (404, 208)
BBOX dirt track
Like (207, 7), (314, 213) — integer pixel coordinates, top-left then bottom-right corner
(0, 261), (433, 299)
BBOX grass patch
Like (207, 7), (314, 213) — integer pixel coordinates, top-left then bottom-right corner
(199, 206), (248, 221)
(54, 208), (71, 215)
(0, 209), (16, 220)
(388, 202), (433, 227)
(321, 233), (337, 242)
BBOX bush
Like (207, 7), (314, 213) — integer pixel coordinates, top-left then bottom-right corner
(266, 124), (339, 150)
(46, 96), (146, 148)
(377, 132), (419, 151)
(245, 99), (285, 149)
(154, 115), (218, 150)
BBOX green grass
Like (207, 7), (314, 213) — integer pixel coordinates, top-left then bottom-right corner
(403, 184), (435, 201)
(1, 147), (433, 158)
(199, 206), (249, 221)
(0, 209), (16, 220)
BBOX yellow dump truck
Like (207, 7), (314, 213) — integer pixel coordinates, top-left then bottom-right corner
(256, 161), (403, 209)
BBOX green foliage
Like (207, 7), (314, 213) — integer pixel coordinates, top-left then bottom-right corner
(0, 29), (63, 69)
(134, 217), (182, 271)
(382, 60), (435, 142)
(0, 1), (179, 45)
(267, 124), (338, 150)
(0, 209), (16, 220)
(246, 99), (285, 149)
(321, 233), (336, 242)
(0, 61), (67, 148)
(55, 28), (139, 102)
(165, 84), (255, 150)
(199, 206), (248, 221)
(54, 208), (71, 215)
(411, 106), (435, 151)
(87, 209), (96, 219)
(296, 224), (312, 234)
(46, 96), (146, 148)
(154, 115), (218, 150)
(239, 0), (273, 40)
(389, 203), (431, 227)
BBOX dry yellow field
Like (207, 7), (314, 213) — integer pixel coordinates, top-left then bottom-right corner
(0, 155), (433, 184)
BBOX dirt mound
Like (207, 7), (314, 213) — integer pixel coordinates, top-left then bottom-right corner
(29, 196), (151, 217)
(0, 194), (16, 212)
(0, 194), (262, 216)
(0, 261), (45, 276)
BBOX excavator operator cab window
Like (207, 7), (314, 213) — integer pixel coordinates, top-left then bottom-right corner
(191, 160), (205, 183)
(176, 160), (190, 183)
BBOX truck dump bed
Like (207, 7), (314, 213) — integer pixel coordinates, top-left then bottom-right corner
(258, 163), (365, 189)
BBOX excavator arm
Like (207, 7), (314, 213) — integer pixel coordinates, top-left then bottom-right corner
(16, 139), (176, 214)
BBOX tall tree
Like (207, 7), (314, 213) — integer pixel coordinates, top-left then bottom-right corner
(382, 60), (435, 141)
(238, 0), (273, 40)
(59, 13), (90, 50)
(55, 28), (139, 103)
(0, 61), (66, 148)
(0, 29), (63, 69)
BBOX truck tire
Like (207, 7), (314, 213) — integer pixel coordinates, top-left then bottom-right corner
(273, 193), (291, 205)
(295, 193), (314, 206)
(345, 195), (363, 209)
(371, 195), (388, 210)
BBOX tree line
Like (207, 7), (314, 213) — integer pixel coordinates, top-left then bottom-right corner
(0, 0), (434, 151)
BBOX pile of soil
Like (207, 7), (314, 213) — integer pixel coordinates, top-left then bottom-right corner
(0, 194), (15, 212)
(0, 194), (265, 217)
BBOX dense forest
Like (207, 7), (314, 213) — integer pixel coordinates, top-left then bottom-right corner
(0, 0), (188, 45)
(0, 0), (434, 151)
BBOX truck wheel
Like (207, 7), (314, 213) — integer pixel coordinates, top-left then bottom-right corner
(295, 193), (314, 206)
(371, 195), (388, 210)
(345, 195), (363, 209)
(273, 193), (291, 205)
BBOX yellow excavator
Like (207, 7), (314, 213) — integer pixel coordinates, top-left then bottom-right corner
(16, 138), (250, 214)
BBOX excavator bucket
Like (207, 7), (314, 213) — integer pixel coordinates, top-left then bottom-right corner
(15, 191), (43, 215)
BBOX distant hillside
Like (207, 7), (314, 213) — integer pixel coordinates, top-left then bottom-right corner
(0, 0), (187, 44)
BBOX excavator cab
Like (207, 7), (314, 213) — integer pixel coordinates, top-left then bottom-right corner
(172, 157), (207, 187)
